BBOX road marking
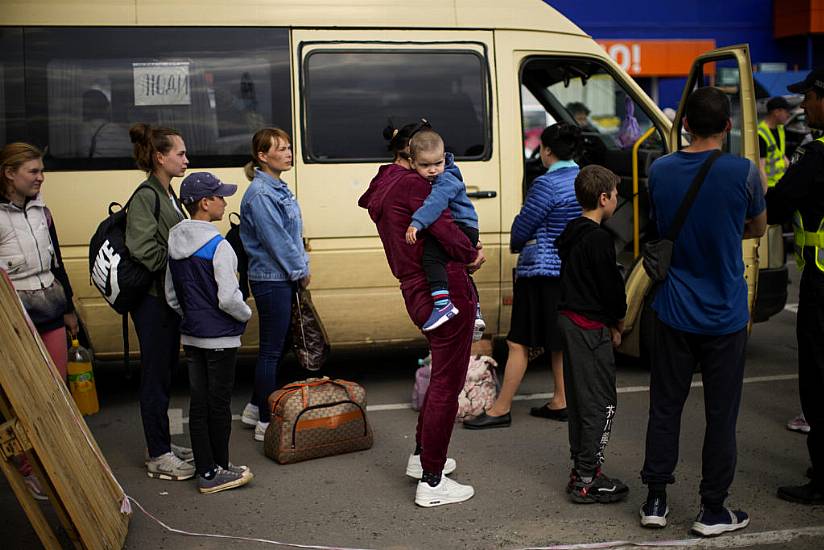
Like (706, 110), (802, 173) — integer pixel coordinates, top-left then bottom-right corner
(168, 373), (799, 434)
(784, 302), (798, 313)
(519, 524), (824, 549)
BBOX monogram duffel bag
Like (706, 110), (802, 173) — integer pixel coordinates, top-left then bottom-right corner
(264, 377), (373, 464)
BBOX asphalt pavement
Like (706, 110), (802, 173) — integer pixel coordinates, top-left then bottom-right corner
(2, 268), (823, 549)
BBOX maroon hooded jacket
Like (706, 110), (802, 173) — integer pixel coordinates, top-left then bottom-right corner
(358, 163), (477, 288)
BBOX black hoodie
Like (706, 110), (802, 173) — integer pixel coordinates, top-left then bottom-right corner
(555, 217), (626, 327)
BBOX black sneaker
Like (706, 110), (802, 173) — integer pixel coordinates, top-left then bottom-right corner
(569, 469), (629, 504)
(777, 482), (824, 505)
(640, 494), (669, 528)
(691, 505), (749, 537)
(565, 469), (578, 494)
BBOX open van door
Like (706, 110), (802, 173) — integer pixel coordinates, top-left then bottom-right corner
(620, 44), (760, 359)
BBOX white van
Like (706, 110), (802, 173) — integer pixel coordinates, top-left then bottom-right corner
(1, 0), (786, 359)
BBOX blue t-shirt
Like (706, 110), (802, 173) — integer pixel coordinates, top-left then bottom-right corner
(649, 150), (765, 335)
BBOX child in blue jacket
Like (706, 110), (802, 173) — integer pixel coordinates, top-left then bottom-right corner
(404, 128), (483, 337)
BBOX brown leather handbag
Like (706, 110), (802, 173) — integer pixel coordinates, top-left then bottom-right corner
(264, 377), (373, 464)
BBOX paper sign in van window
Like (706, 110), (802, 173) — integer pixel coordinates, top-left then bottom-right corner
(133, 62), (191, 106)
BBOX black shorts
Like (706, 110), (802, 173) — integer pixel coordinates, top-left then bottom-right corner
(507, 275), (562, 352)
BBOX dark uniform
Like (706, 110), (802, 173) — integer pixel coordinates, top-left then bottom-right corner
(765, 68), (824, 504)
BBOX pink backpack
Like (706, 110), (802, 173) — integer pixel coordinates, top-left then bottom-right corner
(412, 354), (499, 422)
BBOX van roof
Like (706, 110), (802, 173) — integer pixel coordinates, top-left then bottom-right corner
(13, 0), (587, 36)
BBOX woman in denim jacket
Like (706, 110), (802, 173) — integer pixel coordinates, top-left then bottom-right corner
(465, 123), (582, 429)
(239, 128), (309, 441)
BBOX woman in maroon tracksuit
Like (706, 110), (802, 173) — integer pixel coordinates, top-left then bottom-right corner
(358, 123), (484, 507)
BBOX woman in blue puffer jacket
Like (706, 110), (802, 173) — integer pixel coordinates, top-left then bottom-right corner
(464, 123), (582, 429)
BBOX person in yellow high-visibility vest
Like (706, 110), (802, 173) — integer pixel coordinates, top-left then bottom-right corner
(758, 96), (792, 188)
(766, 67), (824, 505)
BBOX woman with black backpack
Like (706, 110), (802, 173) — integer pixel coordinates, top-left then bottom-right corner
(125, 123), (194, 482)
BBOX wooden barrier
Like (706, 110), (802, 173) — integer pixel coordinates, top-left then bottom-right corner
(0, 270), (129, 549)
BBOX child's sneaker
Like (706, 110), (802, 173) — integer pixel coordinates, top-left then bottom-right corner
(787, 414), (810, 433)
(640, 493), (669, 528)
(198, 466), (251, 495)
(422, 301), (458, 332)
(405, 454), (457, 479)
(690, 505), (749, 536)
(241, 403), (259, 428)
(414, 476), (475, 507)
(473, 303), (486, 341)
(146, 452), (196, 481)
(569, 469), (629, 504)
(254, 421), (269, 442)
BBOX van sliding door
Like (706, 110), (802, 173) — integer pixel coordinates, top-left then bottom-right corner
(292, 29), (500, 345)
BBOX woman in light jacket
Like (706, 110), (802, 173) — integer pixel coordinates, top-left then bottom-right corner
(0, 142), (77, 380)
(465, 123), (583, 429)
(239, 128), (310, 441)
(0, 142), (78, 500)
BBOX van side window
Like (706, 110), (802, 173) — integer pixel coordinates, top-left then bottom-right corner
(303, 49), (490, 162)
(0, 28), (24, 147)
(13, 27), (291, 171)
(520, 57), (666, 269)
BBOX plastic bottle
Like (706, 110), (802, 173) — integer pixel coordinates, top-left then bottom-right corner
(67, 338), (99, 415)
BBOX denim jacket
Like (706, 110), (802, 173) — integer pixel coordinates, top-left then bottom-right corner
(240, 169), (309, 282)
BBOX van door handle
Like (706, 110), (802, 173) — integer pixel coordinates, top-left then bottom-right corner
(466, 190), (497, 199)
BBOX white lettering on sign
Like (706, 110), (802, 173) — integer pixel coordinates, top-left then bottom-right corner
(133, 62), (191, 106)
(606, 43), (641, 74)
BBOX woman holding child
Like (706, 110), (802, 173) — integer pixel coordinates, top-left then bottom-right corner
(359, 122), (484, 507)
(239, 128), (310, 443)
(464, 122), (583, 429)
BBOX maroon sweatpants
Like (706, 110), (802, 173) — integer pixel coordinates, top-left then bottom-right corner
(402, 265), (476, 474)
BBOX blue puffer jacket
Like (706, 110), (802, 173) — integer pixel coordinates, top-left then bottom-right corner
(511, 161), (581, 278)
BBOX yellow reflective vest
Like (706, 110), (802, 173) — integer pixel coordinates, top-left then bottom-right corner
(758, 120), (786, 187)
(792, 135), (824, 273)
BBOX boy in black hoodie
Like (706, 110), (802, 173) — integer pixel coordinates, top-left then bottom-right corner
(555, 165), (627, 504)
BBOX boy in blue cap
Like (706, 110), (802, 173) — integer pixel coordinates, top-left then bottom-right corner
(165, 172), (254, 494)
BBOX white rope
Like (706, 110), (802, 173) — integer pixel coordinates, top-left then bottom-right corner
(126, 495), (376, 549)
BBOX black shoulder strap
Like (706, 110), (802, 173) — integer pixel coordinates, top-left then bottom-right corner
(125, 183), (161, 222)
(666, 149), (723, 241)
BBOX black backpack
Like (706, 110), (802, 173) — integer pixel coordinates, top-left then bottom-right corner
(88, 184), (161, 314)
(224, 212), (250, 300)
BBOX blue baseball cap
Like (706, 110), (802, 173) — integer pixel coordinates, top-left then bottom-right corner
(179, 172), (237, 205)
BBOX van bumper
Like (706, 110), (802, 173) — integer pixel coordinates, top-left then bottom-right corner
(752, 265), (789, 323)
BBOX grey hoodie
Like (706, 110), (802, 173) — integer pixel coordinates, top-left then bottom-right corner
(165, 219), (252, 349)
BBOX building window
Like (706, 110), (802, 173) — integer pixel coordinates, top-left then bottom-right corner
(17, 27), (291, 171)
(303, 49), (490, 162)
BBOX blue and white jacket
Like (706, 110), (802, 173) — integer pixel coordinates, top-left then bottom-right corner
(510, 161), (581, 278)
(165, 220), (252, 349)
(410, 152), (479, 230)
(240, 169), (309, 282)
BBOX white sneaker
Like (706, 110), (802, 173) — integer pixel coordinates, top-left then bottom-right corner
(146, 452), (195, 481)
(23, 474), (48, 501)
(405, 454), (457, 479)
(415, 476), (475, 507)
(254, 421), (269, 442)
(241, 403), (259, 428)
(144, 444), (193, 464)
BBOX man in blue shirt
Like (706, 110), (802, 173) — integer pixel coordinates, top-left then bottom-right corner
(639, 87), (767, 536)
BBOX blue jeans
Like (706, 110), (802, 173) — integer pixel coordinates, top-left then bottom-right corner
(250, 280), (294, 422)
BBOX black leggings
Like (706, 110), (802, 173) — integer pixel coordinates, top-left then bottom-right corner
(423, 224), (479, 294)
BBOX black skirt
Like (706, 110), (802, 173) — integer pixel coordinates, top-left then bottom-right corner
(507, 275), (562, 352)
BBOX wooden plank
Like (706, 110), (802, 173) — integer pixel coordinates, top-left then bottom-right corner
(0, 270), (129, 549)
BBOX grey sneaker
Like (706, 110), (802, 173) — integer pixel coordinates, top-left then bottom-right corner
(144, 444), (194, 464)
(241, 403), (259, 428)
(171, 444), (194, 462)
(146, 452), (195, 481)
(227, 463), (254, 481)
(198, 466), (251, 494)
